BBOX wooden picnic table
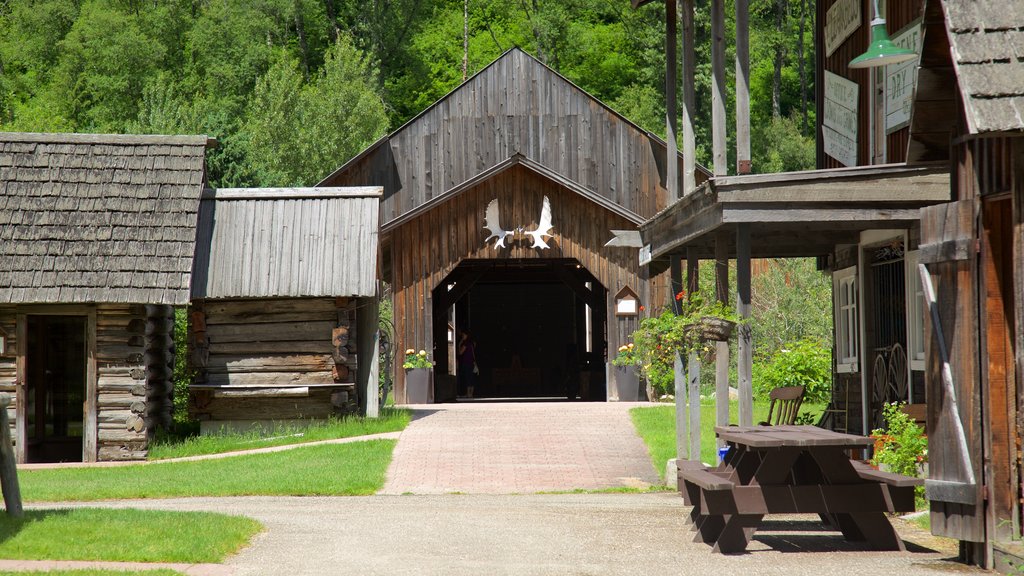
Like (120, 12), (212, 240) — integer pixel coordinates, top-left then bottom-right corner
(678, 425), (922, 554)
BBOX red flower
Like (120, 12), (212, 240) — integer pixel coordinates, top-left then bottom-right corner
(675, 290), (686, 301)
(639, 305), (645, 312)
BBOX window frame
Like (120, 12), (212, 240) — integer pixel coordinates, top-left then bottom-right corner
(905, 250), (926, 371)
(833, 266), (860, 373)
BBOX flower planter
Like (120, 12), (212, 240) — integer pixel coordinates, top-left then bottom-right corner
(685, 316), (736, 342)
(405, 368), (432, 404)
(612, 365), (641, 402)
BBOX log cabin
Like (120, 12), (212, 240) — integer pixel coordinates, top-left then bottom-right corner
(0, 132), (210, 462)
(188, 187), (382, 433)
(319, 47), (708, 403)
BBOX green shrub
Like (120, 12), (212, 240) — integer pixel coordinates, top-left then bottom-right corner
(752, 340), (831, 403)
(871, 402), (928, 507)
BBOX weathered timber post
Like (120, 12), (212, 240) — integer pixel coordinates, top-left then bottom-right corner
(0, 395), (22, 517)
(666, 0), (679, 202)
(737, 224), (754, 426)
(710, 0), (727, 176)
(715, 231), (730, 444)
(686, 249), (701, 461)
(681, 0), (697, 196)
(671, 256), (687, 462)
(735, 0), (752, 174)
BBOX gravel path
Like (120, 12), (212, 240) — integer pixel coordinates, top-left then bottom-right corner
(53, 494), (991, 576)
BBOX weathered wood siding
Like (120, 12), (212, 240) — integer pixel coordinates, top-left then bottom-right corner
(816, 0), (924, 168)
(320, 48), (676, 225)
(189, 297), (360, 424)
(391, 165), (659, 402)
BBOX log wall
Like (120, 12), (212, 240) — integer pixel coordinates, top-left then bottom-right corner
(189, 297), (360, 426)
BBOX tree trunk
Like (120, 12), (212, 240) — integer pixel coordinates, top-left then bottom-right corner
(772, 0), (785, 119)
(294, 0), (311, 80)
(323, 0), (340, 42)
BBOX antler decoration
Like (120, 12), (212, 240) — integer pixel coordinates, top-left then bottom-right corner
(483, 199), (515, 248)
(524, 196), (553, 249)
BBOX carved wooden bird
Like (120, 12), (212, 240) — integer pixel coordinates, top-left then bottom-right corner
(524, 196), (553, 249)
(483, 199), (515, 248)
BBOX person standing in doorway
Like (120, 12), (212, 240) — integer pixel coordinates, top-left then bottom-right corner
(457, 330), (477, 399)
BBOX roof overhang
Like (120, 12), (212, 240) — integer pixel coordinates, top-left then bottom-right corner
(641, 162), (951, 262)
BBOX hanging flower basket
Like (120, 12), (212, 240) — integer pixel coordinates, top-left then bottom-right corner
(685, 316), (737, 342)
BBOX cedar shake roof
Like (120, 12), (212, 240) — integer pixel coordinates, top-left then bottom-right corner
(191, 188), (381, 299)
(0, 132), (210, 305)
(943, 0), (1024, 132)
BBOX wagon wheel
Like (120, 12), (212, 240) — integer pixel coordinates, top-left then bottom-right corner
(887, 343), (908, 404)
(872, 352), (888, 429)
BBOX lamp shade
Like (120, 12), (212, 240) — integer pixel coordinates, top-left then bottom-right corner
(849, 18), (917, 69)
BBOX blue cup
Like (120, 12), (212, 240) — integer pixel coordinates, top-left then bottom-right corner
(718, 446), (730, 463)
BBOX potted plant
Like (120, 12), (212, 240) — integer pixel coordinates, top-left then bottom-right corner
(402, 348), (433, 404)
(611, 342), (643, 401)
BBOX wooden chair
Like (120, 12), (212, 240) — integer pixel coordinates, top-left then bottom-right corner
(759, 385), (805, 426)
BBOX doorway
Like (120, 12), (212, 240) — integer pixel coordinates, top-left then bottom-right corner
(432, 259), (607, 400)
(25, 315), (87, 463)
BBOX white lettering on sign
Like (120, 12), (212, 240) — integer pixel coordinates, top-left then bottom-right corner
(885, 18), (923, 133)
(823, 125), (857, 167)
(823, 70), (859, 163)
(824, 0), (861, 57)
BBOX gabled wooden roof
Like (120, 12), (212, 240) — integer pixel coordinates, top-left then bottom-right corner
(942, 0), (1024, 133)
(0, 132), (209, 305)
(319, 48), (707, 228)
(191, 187), (381, 299)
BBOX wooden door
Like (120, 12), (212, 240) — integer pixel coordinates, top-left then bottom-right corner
(919, 199), (986, 544)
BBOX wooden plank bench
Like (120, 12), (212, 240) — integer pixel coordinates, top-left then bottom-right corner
(850, 460), (923, 512)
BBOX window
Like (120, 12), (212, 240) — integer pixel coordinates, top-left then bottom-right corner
(834, 266), (859, 372)
(906, 251), (926, 370)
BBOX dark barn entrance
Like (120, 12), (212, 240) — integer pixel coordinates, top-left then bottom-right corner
(25, 315), (87, 463)
(432, 259), (607, 400)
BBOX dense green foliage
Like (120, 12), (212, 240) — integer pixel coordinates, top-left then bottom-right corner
(0, 0), (816, 186)
(21, 440), (396, 501)
(871, 402), (928, 506)
(752, 339), (831, 403)
(0, 508), (260, 563)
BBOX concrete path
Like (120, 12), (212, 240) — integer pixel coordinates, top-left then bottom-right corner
(382, 401), (661, 494)
(55, 494), (990, 576)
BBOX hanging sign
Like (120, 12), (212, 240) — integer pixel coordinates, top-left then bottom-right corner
(885, 18), (924, 133)
(823, 70), (858, 167)
(824, 0), (861, 57)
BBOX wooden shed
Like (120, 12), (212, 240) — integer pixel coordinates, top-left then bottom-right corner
(188, 187), (382, 433)
(0, 132), (209, 462)
(907, 0), (1024, 568)
(319, 48), (707, 403)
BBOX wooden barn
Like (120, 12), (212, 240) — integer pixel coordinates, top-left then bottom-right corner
(319, 48), (707, 403)
(906, 0), (1024, 568)
(188, 187), (382, 432)
(0, 132), (209, 462)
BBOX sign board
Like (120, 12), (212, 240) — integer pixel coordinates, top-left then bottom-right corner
(823, 70), (858, 166)
(638, 244), (652, 266)
(824, 0), (860, 57)
(885, 18), (924, 133)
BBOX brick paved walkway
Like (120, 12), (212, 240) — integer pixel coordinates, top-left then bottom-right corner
(381, 401), (660, 494)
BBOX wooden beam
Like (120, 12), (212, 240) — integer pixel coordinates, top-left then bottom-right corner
(666, 0), (679, 201)
(715, 231), (730, 443)
(735, 0), (751, 174)
(711, 0), (727, 176)
(736, 224), (753, 426)
(681, 0), (696, 195)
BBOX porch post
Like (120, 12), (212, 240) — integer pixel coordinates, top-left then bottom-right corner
(737, 224), (753, 426)
(672, 255), (687, 459)
(735, 0), (751, 174)
(686, 249), (701, 460)
(665, 0), (679, 201)
(681, 0), (697, 195)
(715, 231), (730, 442)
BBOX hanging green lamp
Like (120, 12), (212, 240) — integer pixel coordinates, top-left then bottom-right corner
(849, 0), (917, 69)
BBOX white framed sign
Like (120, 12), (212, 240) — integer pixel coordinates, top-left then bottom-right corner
(885, 18), (924, 133)
(823, 70), (858, 166)
(824, 0), (861, 57)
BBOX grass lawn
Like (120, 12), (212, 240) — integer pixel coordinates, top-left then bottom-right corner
(149, 408), (411, 459)
(630, 400), (825, 479)
(21, 440), (395, 502)
(0, 508), (259, 563)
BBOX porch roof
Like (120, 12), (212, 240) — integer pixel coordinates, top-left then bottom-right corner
(640, 162), (951, 262)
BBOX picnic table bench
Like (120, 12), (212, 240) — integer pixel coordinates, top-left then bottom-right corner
(678, 425), (923, 554)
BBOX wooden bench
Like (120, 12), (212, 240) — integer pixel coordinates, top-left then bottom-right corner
(677, 462), (734, 507)
(850, 460), (922, 512)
